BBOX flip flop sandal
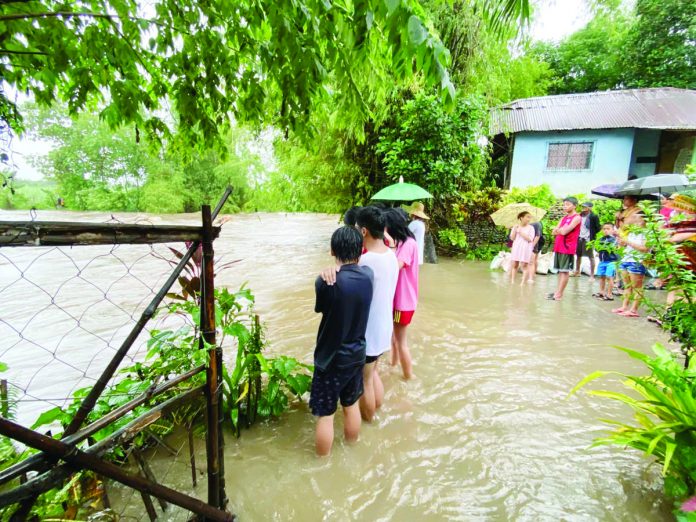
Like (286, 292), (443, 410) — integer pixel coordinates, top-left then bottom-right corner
(545, 293), (561, 301)
(602, 296), (615, 301)
(592, 292), (603, 298)
(620, 310), (640, 317)
(611, 307), (625, 314)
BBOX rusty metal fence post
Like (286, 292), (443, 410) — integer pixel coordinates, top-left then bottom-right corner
(200, 204), (226, 515)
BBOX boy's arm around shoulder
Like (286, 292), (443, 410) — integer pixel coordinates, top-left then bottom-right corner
(315, 275), (333, 313)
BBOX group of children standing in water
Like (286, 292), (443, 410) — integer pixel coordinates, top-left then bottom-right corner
(310, 204), (427, 456)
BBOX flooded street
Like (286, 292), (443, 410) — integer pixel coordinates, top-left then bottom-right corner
(0, 210), (672, 520)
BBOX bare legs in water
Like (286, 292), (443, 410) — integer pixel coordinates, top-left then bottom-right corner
(315, 402), (361, 456)
(360, 359), (384, 421)
(390, 323), (413, 379)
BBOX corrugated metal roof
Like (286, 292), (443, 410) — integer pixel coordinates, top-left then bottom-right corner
(490, 88), (696, 135)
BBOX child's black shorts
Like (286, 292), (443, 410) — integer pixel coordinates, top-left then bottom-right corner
(309, 364), (364, 417)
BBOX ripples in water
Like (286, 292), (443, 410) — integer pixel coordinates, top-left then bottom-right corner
(0, 210), (673, 520)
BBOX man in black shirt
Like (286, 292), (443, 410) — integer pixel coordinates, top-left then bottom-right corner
(311, 225), (373, 456)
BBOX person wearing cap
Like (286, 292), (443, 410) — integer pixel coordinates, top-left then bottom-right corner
(547, 196), (582, 301)
(572, 201), (600, 279)
(405, 201), (429, 266)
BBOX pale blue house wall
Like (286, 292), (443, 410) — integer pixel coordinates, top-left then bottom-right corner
(509, 129), (635, 196)
(629, 129), (661, 178)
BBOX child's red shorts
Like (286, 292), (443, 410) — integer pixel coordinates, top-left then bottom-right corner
(393, 310), (415, 326)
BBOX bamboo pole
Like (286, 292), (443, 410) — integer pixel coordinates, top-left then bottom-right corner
(0, 417), (233, 521)
(0, 387), (203, 507)
(133, 448), (168, 512)
(0, 380), (8, 418)
(0, 365), (206, 485)
(188, 422), (197, 488)
(201, 204), (222, 515)
(130, 451), (159, 522)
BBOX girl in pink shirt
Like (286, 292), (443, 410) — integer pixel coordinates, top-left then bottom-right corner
(384, 209), (419, 380)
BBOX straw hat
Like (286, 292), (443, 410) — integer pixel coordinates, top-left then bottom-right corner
(403, 201), (430, 220)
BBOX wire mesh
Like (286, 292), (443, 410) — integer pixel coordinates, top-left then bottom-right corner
(0, 241), (190, 428)
(0, 212), (214, 518)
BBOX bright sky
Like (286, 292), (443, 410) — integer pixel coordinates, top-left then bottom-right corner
(530, 0), (592, 42)
(8, 0), (593, 182)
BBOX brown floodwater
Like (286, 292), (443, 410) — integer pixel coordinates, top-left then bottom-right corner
(0, 210), (674, 520)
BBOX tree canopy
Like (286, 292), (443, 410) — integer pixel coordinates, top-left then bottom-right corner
(532, 0), (695, 95)
(1, 0), (460, 154)
(621, 0), (696, 89)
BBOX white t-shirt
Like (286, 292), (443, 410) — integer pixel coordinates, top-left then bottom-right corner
(622, 232), (645, 263)
(408, 220), (425, 265)
(359, 249), (399, 357)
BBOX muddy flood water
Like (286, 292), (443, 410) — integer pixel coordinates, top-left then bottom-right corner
(0, 210), (675, 521)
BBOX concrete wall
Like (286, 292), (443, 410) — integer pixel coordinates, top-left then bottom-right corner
(629, 129), (661, 178)
(509, 129), (635, 196)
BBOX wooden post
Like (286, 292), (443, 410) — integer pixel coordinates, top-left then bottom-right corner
(201, 204), (224, 515)
(133, 448), (168, 512)
(188, 422), (197, 488)
(0, 380), (8, 418)
(130, 452), (158, 522)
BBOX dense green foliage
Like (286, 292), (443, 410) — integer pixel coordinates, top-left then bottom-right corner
(247, 134), (368, 213)
(533, 0), (695, 94)
(377, 93), (489, 196)
(622, 0), (696, 90)
(0, 0), (458, 156)
(531, 12), (628, 94)
(572, 344), (696, 517)
(572, 201), (696, 518)
(0, 0), (547, 224)
(0, 178), (57, 210)
(428, 0), (548, 104)
(11, 106), (261, 213)
(27, 107), (152, 211)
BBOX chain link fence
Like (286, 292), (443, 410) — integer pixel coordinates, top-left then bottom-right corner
(0, 195), (231, 521)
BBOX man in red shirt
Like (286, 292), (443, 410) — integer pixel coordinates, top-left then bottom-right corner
(547, 197), (581, 301)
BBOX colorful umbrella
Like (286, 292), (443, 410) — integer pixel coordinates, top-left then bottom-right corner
(371, 176), (433, 202)
(490, 203), (546, 228)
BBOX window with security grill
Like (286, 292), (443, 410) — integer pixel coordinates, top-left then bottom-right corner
(546, 142), (594, 170)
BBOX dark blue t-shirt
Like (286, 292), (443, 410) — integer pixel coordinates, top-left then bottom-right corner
(314, 264), (373, 372)
(598, 235), (619, 262)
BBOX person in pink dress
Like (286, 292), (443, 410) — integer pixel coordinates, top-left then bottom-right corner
(384, 208), (419, 380)
(547, 197), (581, 301)
(509, 211), (535, 285)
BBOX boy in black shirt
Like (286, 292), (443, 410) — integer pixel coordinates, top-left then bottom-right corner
(311, 226), (373, 456)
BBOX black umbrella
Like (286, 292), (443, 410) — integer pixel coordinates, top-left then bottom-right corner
(616, 174), (693, 197)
